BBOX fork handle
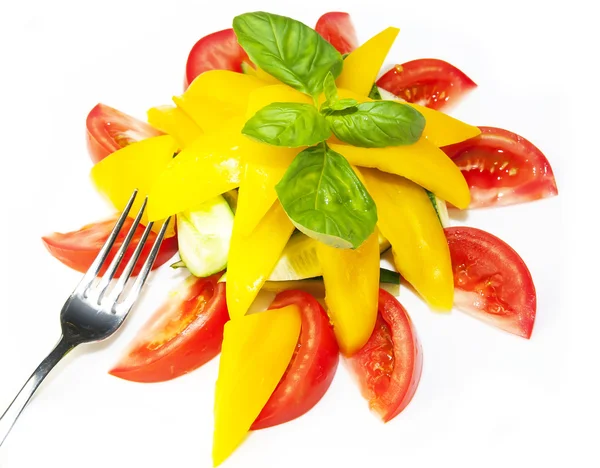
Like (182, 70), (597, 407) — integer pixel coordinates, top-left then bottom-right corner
(0, 336), (76, 447)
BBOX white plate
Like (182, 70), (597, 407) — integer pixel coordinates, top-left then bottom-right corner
(0, 1), (586, 467)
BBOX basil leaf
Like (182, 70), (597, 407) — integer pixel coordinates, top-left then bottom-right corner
(321, 72), (358, 112)
(243, 102), (331, 147)
(233, 12), (343, 97)
(323, 72), (338, 104)
(325, 101), (425, 147)
(368, 84), (382, 100)
(275, 144), (377, 249)
(327, 98), (359, 111)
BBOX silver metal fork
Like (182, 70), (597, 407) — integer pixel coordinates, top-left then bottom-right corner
(0, 190), (170, 447)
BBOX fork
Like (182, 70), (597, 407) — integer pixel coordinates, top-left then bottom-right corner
(0, 190), (170, 447)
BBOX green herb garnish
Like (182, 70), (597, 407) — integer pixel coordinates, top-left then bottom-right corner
(233, 11), (424, 249)
(275, 143), (377, 249)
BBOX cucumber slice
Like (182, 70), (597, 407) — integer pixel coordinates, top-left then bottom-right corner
(177, 195), (234, 277)
(426, 190), (450, 227)
(263, 268), (401, 298)
(268, 231), (391, 281)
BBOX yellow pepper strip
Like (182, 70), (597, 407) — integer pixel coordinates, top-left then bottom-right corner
(317, 231), (380, 355)
(235, 139), (299, 236)
(254, 66), (282, 85)
(213, 305), (301, 467)
(173, 94), (243, 134)
(172, 71), (266, 132)
(336, 27), (399, 96)
(336, 88), (481, 148)
(407, 103), (481, 147)
(226, 201), (295, 319)
(330, 140), (471, 209)
(91, 135), (178, 237)
(147, 120), (244, 222)
(147, 105), (203, 149)
(360, 168), (454, 311)
(246, 84), (312, 118)
(183, 70), (267, 110)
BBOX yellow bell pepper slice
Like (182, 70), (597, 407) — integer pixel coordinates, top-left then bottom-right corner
(246, 84), (312, 118)
(360, 168), (454, 311)
(330, 140), (471, 209)
(147, 105), (203, 148)
(182, 70), (267, 109)
(91, 135), (178, 237)
(336, 88), (481, 148)
(235, 139), (299, 236)
(317, 231), (380, 355)
(173, 94), (242, 134)
(337, 27), (399, 96)
(213, 305), (301, 467)
(254, 66), (282, 85)
(173, 71), (266, 133)
(147, 120), (244, 222)
(226, 201), (295, 319)
(407, 103), (481, 147)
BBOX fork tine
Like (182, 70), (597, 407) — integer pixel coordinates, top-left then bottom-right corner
(114, 216), (172, 314)
(104, 219), (154, 309)
(75, 190), (138, 295)
(93, 197), (148, 304)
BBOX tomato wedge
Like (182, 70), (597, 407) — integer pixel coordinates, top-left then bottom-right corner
(42, 216), (177, 277)
(184, 28), (250, 89)
(252, 290), (339, 429)
(376, 59), (477, 111)
(347, 289), (422, 422)
(110, 274), (228, 382)
(315, 12), (358, 55)
(86, 103), (163, 164)
(442, 127), (558, 208)
(445, 227), (536, 338)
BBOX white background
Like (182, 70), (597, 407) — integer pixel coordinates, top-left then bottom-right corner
(0, 0), (598, 467)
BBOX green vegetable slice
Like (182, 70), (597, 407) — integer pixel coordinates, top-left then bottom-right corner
(176, 195), (234, 277)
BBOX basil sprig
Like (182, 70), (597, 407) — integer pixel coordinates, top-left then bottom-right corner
(321, 72), (358, 112)
(324, 101), (425, 147)
(233, 12), (426, 249)
(275, 143), (377, 249)
(233, 12), (343, 98)
(243, 103), (330, 147)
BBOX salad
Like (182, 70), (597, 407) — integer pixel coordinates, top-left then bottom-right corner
(40, 11), (558, 466)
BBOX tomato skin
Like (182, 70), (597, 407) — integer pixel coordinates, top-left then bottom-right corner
(376, 59), (477, 111)
(42, 216), (178, 277)
(445, 226), (536, 338)
(184, 28), (250, 90)
(110, 275), (229, 383)
(348, 289), (422, 422)
(315, 12), (358, 55)
(251, 290), (339, 430)
(86, 103), (163, 163)
(442, 127), (558, 208)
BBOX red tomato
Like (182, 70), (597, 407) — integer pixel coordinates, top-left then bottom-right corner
(109, 274), (228, 383)
(442, 127), (558, 208)
(86, 103), (163, 164)
(42, 216), (178, 278)
(445, 227), (536, 339)
(184, 28), (250, 89)
(348, 290), (422, 422)
(315, 12), (358, 55)
(251, 290), (339, 430)
(376, 59), (477, 111)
